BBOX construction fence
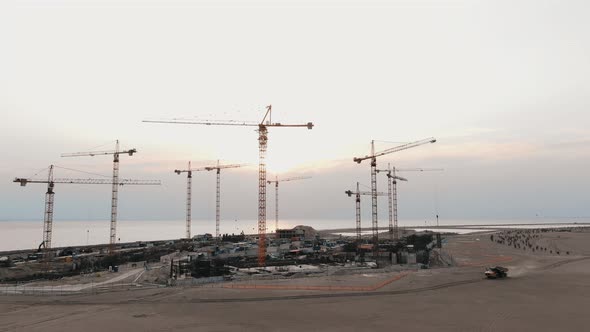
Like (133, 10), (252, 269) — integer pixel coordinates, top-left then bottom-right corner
(1, 264), (420, 296)
(0, 280), (165, 296)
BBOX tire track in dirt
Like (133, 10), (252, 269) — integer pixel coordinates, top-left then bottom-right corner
(82, 255), (587, 304)
(222, 272), (410, 292)
(4, 258), (586, 307)
(1, 278), (484, 305)
(478, 306), (514, 332)
(0, 307), (113, 332)
(539, 256), (590, 270)
(195, 278), (484, 303)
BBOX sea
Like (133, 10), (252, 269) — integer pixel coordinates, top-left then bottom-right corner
(1, 218), (589, 252)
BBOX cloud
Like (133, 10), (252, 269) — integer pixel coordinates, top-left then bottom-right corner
(546, 139), (590, 151)
(427, 141), (539, 162)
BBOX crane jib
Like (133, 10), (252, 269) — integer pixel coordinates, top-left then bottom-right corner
(353, 137), (436, 163)
(13, 178), (160, 185)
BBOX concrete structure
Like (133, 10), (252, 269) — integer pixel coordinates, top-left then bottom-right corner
(276, 225), (317, 241)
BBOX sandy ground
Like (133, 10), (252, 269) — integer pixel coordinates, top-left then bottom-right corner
(1, 230), (590, 331)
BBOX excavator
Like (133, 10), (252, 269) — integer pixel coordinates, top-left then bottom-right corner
(485, 266), (508, 279)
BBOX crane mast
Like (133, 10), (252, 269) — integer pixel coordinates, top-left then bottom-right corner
(186, 162), (192, 239)
(355, 182), (361, 243)
(205, 161), (246, 242)
(216, 167), (221, 241)
(144, 105), (313, 266)
(387, 166), (393, 241)
(345, 182), (363, 243)
(258, 124), (268, 265)
(376, 164), (408, 241)
(370, 142), (378, 253)
(392, 167), (400, 240)
(110, 140), (120, 247)
(174, 162), (209, 240)
(274, 180), (278, 234)
(43, 165), (55, 249)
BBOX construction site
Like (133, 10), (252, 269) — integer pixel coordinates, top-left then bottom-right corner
(2, 226), (590, 331)
(2, 107), (443, 283)
(2, 105), (590, 331)
(2, 1), (590, 330)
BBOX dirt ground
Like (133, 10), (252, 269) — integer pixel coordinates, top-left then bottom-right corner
(1, 229), (590, 331)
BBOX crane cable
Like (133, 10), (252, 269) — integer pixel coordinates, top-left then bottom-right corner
(76, 140), (116, 153)
(53, 165), (111, 178)
(27, 166), (51, 179)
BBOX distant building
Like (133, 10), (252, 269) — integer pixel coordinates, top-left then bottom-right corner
(193, 233), (213, 242)
(276, 225), (317, 241)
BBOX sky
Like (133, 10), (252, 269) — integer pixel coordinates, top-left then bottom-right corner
(1, 0), (589, 229)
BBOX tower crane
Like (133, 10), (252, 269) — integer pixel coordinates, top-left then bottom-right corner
(204, 161), (246, 241)
(144, 105), (313, 266)
(267, 175), (311, 234)
(175, 161), (245, 241)
(353, 138), (436, 249)
(376, 164), (407, 242)
(14, 165), (160, 250)
(344, 183), (387, 243)
(61, 140), (139, 249)
(174, 161), (209, 240)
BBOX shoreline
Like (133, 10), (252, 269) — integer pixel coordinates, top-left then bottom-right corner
(2, 222), (589, 255)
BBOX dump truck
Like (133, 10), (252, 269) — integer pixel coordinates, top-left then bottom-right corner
(485, 266), (508, 279)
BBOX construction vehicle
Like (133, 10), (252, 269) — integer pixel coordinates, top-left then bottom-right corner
(485, 266), (508, 279)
